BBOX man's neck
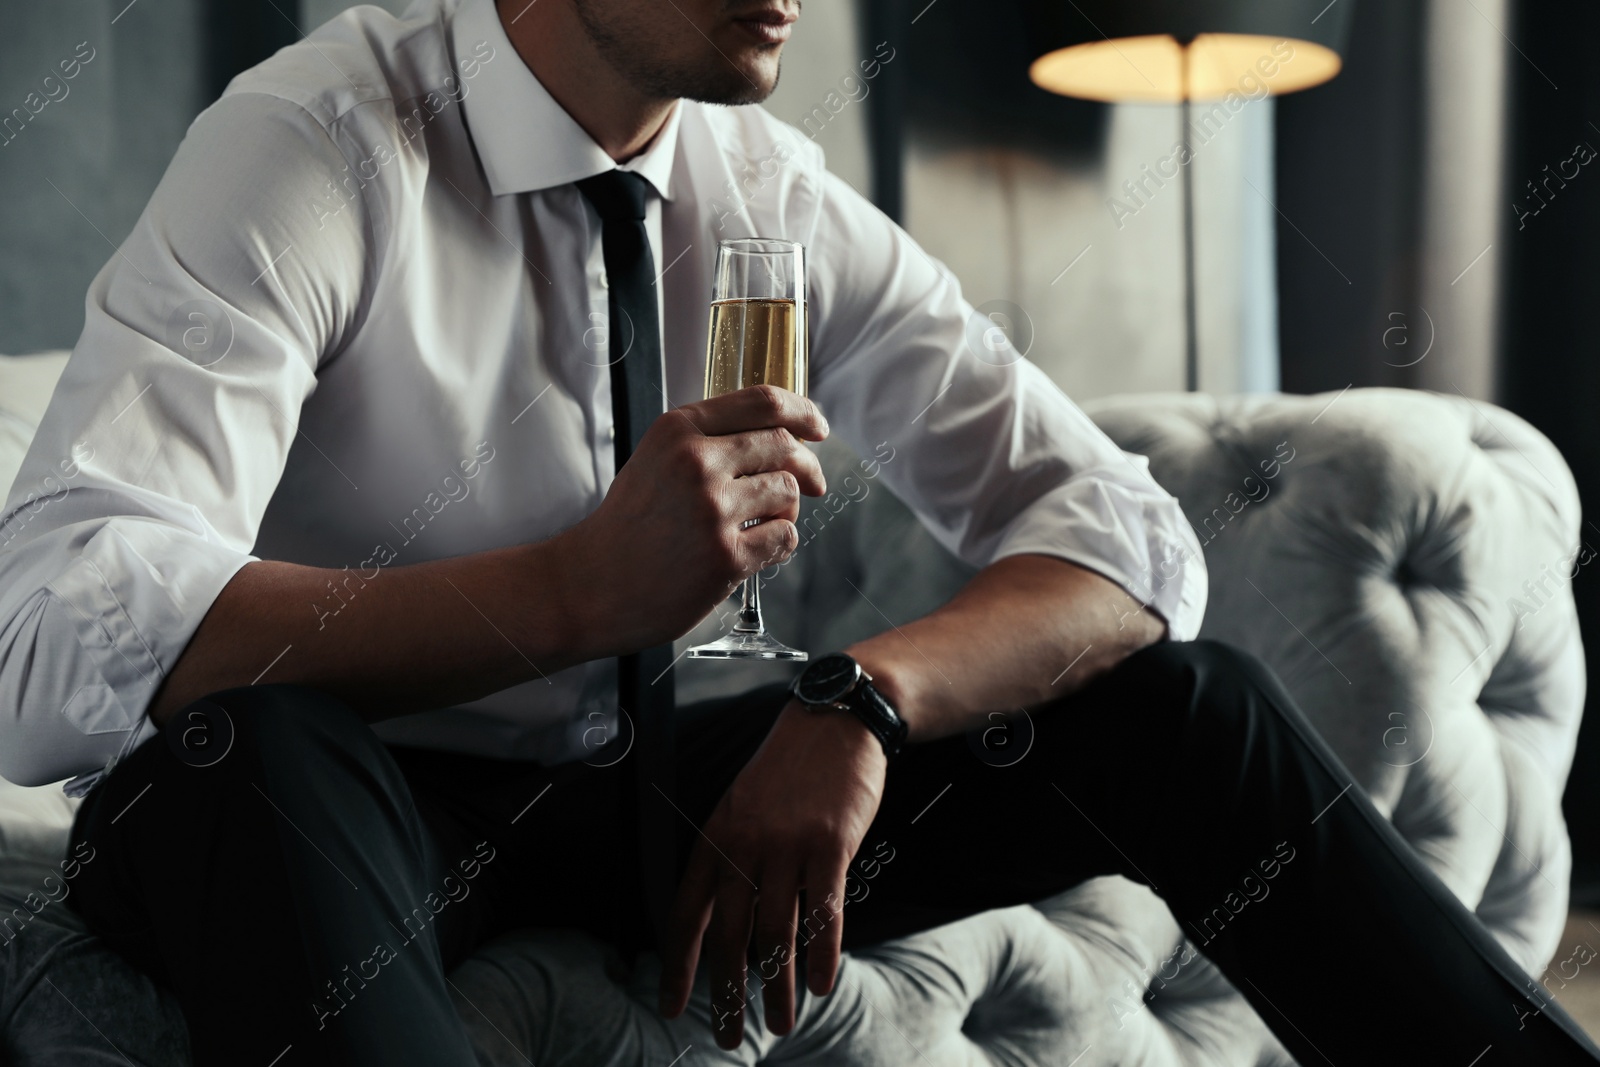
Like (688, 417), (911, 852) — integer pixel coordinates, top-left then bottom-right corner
(495, 0), (676, 163)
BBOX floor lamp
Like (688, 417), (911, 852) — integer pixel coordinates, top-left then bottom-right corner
(1017, 1), (1352, 391)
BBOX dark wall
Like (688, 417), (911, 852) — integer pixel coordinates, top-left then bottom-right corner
(0, 0), (299, 355)
(1496, 1), (1600, 903)
(0, 0), (203, 353)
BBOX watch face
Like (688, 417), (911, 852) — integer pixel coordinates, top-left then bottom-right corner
(796, 652), (859, 705)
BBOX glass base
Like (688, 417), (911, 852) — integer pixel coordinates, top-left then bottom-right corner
(687, 630), (808, 661)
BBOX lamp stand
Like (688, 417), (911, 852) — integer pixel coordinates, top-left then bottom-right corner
(1179, 39), (1198, 392)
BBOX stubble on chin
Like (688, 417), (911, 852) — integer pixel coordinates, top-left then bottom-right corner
(572, 0), (781, 106)
(693, 57), (780, 106)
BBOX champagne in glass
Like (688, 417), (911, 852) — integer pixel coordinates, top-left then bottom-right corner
(688, 239), (809, 662)
(705, 298), (802, 395)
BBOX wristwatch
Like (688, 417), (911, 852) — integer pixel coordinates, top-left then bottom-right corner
(790, 652), (908, 757)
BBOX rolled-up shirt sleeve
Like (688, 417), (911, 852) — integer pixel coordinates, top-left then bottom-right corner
(0, 91), (368, 789)
(805, 167), (1207, 641)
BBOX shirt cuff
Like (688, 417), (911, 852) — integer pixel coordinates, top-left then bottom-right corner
(988, 461), (1209, 642)
(45, 519), (256, 779)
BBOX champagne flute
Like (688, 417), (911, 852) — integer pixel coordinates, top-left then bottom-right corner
(687, 237), (809, 662)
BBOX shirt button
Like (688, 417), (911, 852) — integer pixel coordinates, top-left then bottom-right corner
(598, 272), (610, 290)
(607, 423), (616, 440)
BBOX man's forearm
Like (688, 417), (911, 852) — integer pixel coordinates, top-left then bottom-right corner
(148, 537), (591, 728)
(845, 554), (1166, 744)
(148, 385), (833, 730)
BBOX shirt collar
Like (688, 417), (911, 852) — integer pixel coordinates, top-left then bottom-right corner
(452, 0), (680, 200)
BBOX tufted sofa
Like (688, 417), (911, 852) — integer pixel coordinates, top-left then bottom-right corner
(0, 350), (1585, 1065)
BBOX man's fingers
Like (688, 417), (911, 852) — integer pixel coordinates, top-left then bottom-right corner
(705, 875), (757, 1051)
(739, 518), (800, 572)
(683, 384), (829, 442)
(728, 471), (802, 526)
(753, 868), (800, 1037)
(805, 851), (850, 998)
(659, 844), (719, 1018)
(714, 426), (827, 497)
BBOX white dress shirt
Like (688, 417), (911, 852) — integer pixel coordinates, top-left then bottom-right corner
(0, 0), (1207, 793)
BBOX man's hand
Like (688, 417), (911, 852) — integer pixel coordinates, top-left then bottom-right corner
(557, 384), (829, 657)
(659, 701), (887, 1048)
(150, 383), (826, 721)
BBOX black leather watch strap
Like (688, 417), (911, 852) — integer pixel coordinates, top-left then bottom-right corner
(791, 652), (909, 757)
(843, 679), (908, 757)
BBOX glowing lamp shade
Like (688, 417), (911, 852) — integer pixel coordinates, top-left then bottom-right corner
(1016, 0), (1352, 393)
(1019, 0), (1352, 103)
(1030, 33), (1342, 103)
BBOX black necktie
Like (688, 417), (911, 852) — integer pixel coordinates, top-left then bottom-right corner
(575, 170), (677, 950)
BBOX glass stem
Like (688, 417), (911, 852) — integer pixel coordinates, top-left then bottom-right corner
(733, 575), (766, 634)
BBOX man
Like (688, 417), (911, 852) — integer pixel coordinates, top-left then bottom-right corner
(0, 0), (1594, 1063)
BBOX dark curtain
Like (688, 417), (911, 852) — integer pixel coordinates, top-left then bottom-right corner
(1497, 1), (1600, 904)
(205, 0), (304, 103)
(1273, 1), (1429, 394)
(859, 0), (907, 222)
(858, 0), (1106, 226)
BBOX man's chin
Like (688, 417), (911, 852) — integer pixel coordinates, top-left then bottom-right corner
(683, 54), (780, 106)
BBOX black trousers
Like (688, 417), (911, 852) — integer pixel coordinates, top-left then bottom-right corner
(67, 640), (1600, 1065)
